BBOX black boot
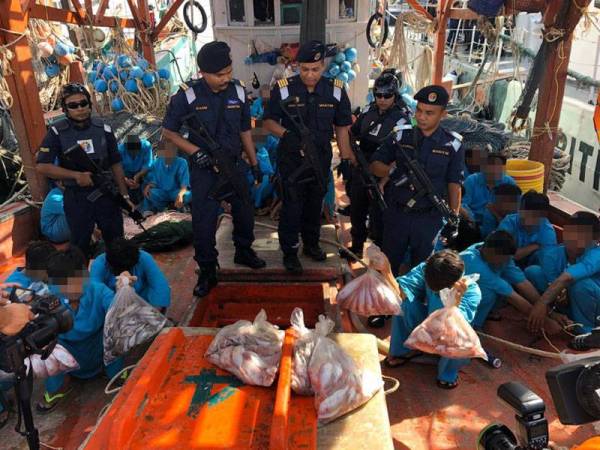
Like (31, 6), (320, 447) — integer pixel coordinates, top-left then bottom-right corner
(283, 253), (303, 274)
(340, 243), (363, 261)
(234, 247), (266, 269)
(193, 263), (218, 297)
(303, 245), (327, 261)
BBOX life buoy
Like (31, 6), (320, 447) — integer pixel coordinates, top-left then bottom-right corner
(366, 12), (389, 48)
(183, 0), (208, 34)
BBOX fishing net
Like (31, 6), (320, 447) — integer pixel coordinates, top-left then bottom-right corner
(204, 310), (284, 387)
(103, 275), (170, 364)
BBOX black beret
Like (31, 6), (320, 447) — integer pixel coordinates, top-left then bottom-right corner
(197, 41), (232, 73)
(297, 40), (325, 63)
(414, 85), (449, 107)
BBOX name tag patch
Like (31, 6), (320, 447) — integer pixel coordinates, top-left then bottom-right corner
(77, 139), (95, 154)
(432, 149), (450, 156)
(318, 103), (334, 108)
(196, 105), (208, 111)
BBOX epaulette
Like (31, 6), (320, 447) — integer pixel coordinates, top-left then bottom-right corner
(232, 78), (246, 103)
(277, 77), (290, 100)
(444, 129), (463, 152)
(449, 130), (463, 142)
(233, 79), (245, 88)
(333, 78), (344, 89)
(277, 78), (289, 89)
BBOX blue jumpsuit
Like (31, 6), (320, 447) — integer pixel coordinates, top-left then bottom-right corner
(461, 173), (516, 225)
(45, 282), (122, 394)
(460, 243), (526, 328)
(118, 138), (154, 203)
(389, 262), (482, 383)
(525, 244), (600, 332)
(141, 157), (192, 212)
(89, 251), (171, 308)
(36, 118), (124, 257)
(371, 124), (464, 273)
(266, 76), (352, 255)
(498, 213), (557, 265)
(40, 187), (70, 243)
(5, 268), (34, 288)
(163, 78), (255, 265)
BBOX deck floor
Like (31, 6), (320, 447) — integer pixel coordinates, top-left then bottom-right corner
(0, 181), (598, 448)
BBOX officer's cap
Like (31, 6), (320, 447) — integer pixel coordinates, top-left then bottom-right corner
(197, 41), (232, 73)
(414, 85), (449, 107)
(297, 40), (325, 63)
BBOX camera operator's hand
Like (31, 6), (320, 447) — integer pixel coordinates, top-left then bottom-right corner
(528, 302), (548, 332)
(0, 303), (34, 335)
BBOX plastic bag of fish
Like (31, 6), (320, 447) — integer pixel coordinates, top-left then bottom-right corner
(308, 317), (383, 423)
(289, 308), (334, 396)
(336, 245), (402, 316)
(103, 276), (170, 364)
(205, 309), (284, 387)
(405, 274), (487, 360)
(0, 344), (79, 381)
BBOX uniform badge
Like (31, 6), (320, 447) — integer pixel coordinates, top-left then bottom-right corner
(314, 52), (321, 61)
(39, 147), (50, 153)
(428, 92), (437, 103)
(77, 139), (95, 154)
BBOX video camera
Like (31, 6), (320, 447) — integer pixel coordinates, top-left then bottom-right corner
(478, 357), (600, 450)
(0, 287), (73, 450)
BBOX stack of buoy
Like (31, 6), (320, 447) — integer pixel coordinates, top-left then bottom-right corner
(32, 21), (76, 79)
(324, 47), (359, 89)
(86, 53), (171, 112)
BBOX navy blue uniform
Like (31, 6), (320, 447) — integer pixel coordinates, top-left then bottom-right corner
(266, 75), (352, 254)
(350, 102), (409, 249)
(372, 123), (464, 273)
(162, 78), (254, 265)
(36, 118), (123, 256)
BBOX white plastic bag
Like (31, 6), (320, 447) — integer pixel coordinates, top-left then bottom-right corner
(308, 317), (383, 423)
(103, 276), (170, 364)
(25, 344), (79, 378)
(289, 308), (334, 396)
(336, 245), (402, 316)
(405, 274), (487, 360)
(205, 309), (284, 386)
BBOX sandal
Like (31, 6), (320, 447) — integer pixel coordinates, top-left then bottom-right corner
(382, 351), (423, 368)
(437, 379), (459, 390)
(36, 388), (72, 414)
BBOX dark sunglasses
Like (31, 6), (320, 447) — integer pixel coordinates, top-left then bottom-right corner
(66, 100), (90, 109)
(375, 93), (394, 99)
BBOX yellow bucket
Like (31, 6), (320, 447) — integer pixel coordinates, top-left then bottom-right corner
(506, 159), (545, 193)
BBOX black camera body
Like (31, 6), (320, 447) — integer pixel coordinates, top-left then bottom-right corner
(0, 288), (73, 374)
(546, 357), (600, 425)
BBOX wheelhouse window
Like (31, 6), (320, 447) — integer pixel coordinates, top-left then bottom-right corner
(254, 0), (275, 25)
(281, 0), (302, 25)
(228, 0), (245, 23)
(339, 0), (356, 19)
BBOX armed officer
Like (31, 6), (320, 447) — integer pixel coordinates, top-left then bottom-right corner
(347, 70), (410, 258)
(264, 40), (353, 274)
(162, 41), (266, 298)
(370, 85), (464, 275)
(36, 83), (131, 258)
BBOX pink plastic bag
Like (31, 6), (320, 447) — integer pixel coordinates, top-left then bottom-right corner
(336, 245), (402, 316)
(205, 310), (284, 387)
(405, 274), (487, 360)
(289, 308), (333, 396)
(308, 317), (383, 423)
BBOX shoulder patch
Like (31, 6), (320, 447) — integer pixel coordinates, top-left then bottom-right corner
(449, 130), (463, 141)
(277, 78), (288, 88)
(104, 124), (112, 133)
(334, 79), (344, 89)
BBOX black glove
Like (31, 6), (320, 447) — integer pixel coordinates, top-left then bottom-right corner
(251, 164), (262, 182)
(191, 149), (213, 169)
(439, 215), (460, 246)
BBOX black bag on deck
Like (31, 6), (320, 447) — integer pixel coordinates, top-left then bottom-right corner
(130, 221), (193, 252)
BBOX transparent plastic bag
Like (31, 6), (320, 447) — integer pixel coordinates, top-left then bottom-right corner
(289, 308), (335, 396)
(204, 309), (284, 386)
(308, 318), (383, 423)
(337, 245), (402, 316)
(103, 276), (170, 364)
(405, 274), (487, 360)
(25, 344), (79, 378)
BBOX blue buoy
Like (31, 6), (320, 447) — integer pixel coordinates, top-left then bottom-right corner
(103, 65), (117, 79)
(111, 97), (124, 112)
(336, 72), (349, 83)
(341, 61), (352, 73)
(142, 72), (156, 88)
(45, 64), (60, 78)
(328, 63), (340, 77)
(117, 54), (132, 68)
(54, 42), (69, 57)
(334, 52), (346, 64)
(119, 70), (129, 81)
(87, 71), (98, 83)
(130, 66), (144, 79)
(347, 69), (356, 82)
(344, 47), (358, 63)
(137, 58), (149, 71)
(94, 79), (108, 93)
(157, 68), (171, 80)
(124, 79), (138, 93)
(109, 80), (119, 93)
